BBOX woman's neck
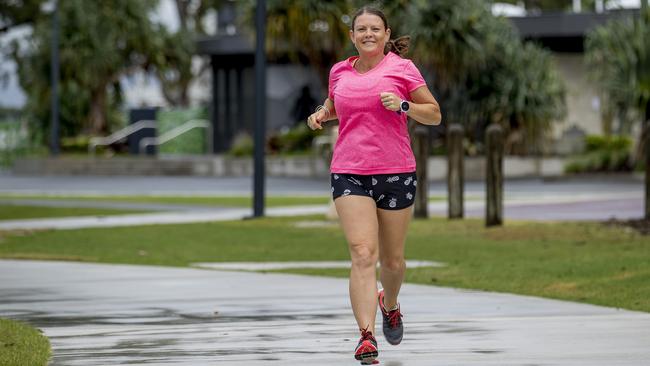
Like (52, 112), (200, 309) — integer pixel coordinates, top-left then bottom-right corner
(355, 52), (386, 73)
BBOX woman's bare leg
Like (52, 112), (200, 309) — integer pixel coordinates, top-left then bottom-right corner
(377, 206), (412, 310)
(335, 195), (379, 333)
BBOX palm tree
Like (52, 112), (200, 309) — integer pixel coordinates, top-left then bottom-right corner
(586, 8), (650, 219)
(240, 0), (351, 90)
(14, 0), (168, 137)
(406, 0), (565, 149)
(586, 9), (650, 136)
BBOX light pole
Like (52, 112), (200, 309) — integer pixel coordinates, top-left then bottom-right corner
(50, 0), (60, 156)
(253, 0), (266, 217)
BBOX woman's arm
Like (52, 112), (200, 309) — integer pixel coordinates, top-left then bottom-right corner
(407, 86), (441, 125)
(322, 98), (338, 121)
(307, 98), (337, 130)
(380, 86), (442, 125)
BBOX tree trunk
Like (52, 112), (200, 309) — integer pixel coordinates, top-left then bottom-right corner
(88, 87), (108, 135)
(601, 102), (613, 137)
(645, 123), (649, 220)
(641, 100), (650, 220)
(174, 0), (190, 31)
(486, 123), (504, 227)
(411, 121), (429, 218)
(447, 123), (464, 219)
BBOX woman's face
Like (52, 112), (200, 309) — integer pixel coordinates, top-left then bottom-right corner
(350, 13), (390, 57)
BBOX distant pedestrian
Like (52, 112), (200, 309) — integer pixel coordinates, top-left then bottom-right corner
(292, 85), (317, 126)
(307, 5), (441, 365)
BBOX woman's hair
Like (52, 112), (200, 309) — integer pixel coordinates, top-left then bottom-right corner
(351, 6), (411, 58)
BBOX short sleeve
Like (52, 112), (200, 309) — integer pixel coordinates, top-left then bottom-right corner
(328, 64), (341, 101)
(403, 60), (426, 93)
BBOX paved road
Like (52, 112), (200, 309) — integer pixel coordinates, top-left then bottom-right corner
(0, 174), (644, 230)
(0, 173), (643, 198)
(1, 260), (649, 366)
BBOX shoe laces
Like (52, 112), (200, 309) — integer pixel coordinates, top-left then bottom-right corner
(360, 326), (375, 342)
(387, 306), (403, 328)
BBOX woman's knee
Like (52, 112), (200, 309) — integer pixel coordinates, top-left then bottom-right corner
(380, 256), (405, 272)
(349, 242), (378, 269)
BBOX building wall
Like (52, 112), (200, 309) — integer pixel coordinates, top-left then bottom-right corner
(210, 63), (324, 135)
(551, 53), (602, 139)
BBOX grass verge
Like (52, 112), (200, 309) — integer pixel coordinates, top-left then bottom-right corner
(0, 194), (448, 209)
(0, 215), (647, 312)
(0, 318), (50, 366)
(0, 205), (151, 221)
(0, 194), (331, 208)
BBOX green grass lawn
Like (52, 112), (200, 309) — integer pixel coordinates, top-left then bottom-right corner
(0, 318), (50, 366)
(0, 215), (648, 312)
(0, 194), (449, 209)
(0, 194), (331, 208)
(0, 205), (152, 221)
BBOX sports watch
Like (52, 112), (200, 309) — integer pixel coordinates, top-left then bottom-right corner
(399, 100), (410, 113)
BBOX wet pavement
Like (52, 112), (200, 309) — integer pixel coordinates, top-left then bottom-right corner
(1, 175), (648, 365)
(1, 260), (649, 365)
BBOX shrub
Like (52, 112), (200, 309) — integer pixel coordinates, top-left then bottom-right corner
(157, 107), (209, 155)
(228, 132), (254, 157)
(60, 135), (91, 154)
(564, 135), (633, 173)
(267, 124), (323, 155)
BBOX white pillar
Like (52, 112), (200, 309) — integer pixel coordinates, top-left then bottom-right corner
(573, 0), (581, 12)
(595, 0), (604, 13)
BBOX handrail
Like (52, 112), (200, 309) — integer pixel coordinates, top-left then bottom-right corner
(139, 119), (211, 154)
(88, 120), (157, 155)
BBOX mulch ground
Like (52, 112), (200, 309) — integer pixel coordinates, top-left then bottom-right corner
(604, 218), (650, 235)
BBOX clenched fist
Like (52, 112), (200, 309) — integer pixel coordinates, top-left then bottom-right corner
(307, 107), (328, 130)
(380, 92), (400, 112)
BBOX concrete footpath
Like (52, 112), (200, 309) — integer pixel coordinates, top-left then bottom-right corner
(1, 175), (648, 365)
(1, 260), (649, 365)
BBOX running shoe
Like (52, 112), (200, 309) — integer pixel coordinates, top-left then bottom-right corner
(378, 289), (403, 345)
(354, 327), (378, 364)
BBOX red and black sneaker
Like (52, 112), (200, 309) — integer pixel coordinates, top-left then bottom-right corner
(354, 327), (379, 364)
(378, 289), (403, 345)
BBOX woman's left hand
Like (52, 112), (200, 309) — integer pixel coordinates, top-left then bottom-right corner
(380, 92), (401, 112)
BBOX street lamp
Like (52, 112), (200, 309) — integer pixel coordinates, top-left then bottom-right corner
(253, 0), (266, 217)
(50, 0), (60, 156)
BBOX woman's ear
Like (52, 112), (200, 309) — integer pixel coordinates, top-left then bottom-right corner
(386, 27), (391, 39)
(349, 29), (355, 44)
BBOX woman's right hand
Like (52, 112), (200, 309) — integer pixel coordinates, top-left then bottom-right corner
(307, 108), (328, 130)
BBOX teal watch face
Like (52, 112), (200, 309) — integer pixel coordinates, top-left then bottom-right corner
(400, 100), (410, 112)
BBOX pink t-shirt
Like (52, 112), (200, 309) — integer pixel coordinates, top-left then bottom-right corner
(328, 51), (427, 175)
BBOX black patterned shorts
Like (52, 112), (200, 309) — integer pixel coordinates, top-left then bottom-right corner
(330, 172), (417, 210)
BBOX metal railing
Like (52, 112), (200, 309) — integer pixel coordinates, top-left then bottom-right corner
(88, 120), (156, 155)
(139, 119), (211, 154)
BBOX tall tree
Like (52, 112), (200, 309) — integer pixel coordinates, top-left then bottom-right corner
(157, 0), (227, 107)
(240, 0), (352, 90)
(0, 0), (46, 34)
(404, 0), (565, 153)
(586, 7), (650, 135)
(155, 28), (195, 107)
(12, 0), (171, 137)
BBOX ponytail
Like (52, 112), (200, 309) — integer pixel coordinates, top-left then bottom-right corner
(385, 35), (411, 58)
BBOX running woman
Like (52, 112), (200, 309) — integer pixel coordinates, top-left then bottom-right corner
(307, 5), (442, 364)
